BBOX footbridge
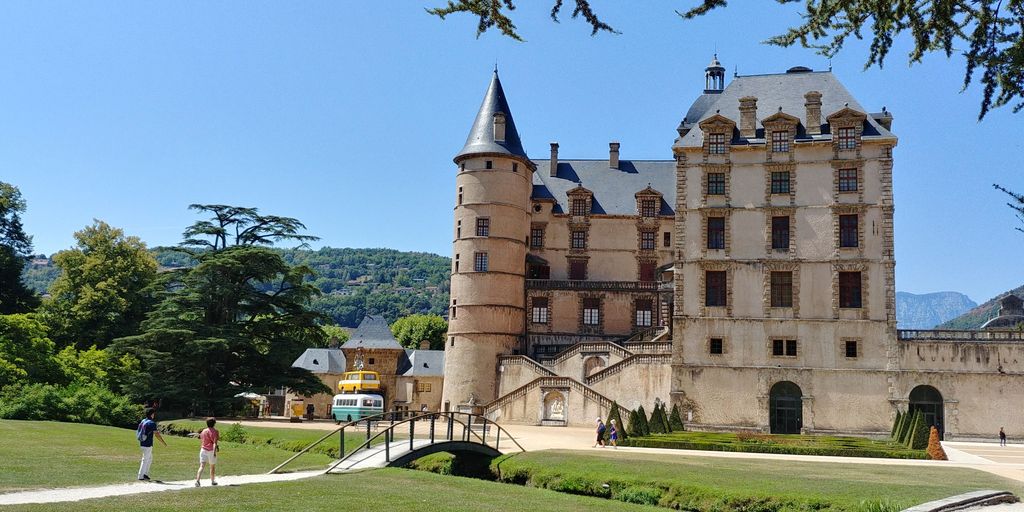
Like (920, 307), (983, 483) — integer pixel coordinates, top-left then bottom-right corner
(269, 412), (524, 474)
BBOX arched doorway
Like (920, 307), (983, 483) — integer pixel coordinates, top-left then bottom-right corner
(769, 381), (802, 434)
(583, 356), (606, 377)
(909, 385), (944, 431)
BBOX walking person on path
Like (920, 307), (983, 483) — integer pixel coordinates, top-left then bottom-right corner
(195, 417), (220, 487)
(594, 418), (606, 448)
(136, 408), (166, 481)
(608, 419), (618, 449)
(1000, 427), (1007, 446)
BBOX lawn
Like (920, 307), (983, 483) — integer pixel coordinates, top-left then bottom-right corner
(625, 431), (928, 459)
(0, 420), (332, 492)
(2, 470), (658, 512)
(486, 450), (1024, 510)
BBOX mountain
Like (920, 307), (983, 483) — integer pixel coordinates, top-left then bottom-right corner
(938, 285), (1024, 329)
(22, 247), (451, 328)
(896, 291), (977, 329)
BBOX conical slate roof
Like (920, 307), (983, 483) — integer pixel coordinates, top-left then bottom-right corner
(454, 70), (529, 162)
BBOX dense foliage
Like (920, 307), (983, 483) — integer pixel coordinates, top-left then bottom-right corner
(0, 382), (142, 429)
(0, 181), (38, 313)
(0, 314), (63, 387)
(390, 314), (448, 350)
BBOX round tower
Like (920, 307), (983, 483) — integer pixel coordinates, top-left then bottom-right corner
(442, 70), (534, 413)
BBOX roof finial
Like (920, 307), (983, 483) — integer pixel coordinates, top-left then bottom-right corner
(494, 61), (498, 74)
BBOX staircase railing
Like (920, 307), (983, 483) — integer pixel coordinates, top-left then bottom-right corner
(545, 341), (633, 368)
(498, 355), (556, 377)
(586, 353), (672, 385)
(484, 376), (617, 415)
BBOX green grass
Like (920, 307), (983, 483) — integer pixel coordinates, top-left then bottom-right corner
(164, 419), (393, 459)
(486, 450), (1024, 511)
(2, 470), (659, 512)
(0, 420), (333, 492)
(625, 431), (928, 459)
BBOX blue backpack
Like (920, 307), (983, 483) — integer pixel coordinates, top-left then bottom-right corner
(136, 419), (151, 442)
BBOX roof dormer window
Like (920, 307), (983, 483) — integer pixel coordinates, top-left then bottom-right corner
(771, 131), (790, 153)
(493, 112), (506, 142)
(837, 127), (857, 150)
(709, 133), (726, 154)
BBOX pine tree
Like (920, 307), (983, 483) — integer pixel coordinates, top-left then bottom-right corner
(605, 402), (627, 442)
(669, 403), (685, 431)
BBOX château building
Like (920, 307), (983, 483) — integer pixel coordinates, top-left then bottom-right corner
(440, 57), (1024, 438)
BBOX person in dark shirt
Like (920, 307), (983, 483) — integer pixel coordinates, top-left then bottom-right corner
(137, 408), (167, 481)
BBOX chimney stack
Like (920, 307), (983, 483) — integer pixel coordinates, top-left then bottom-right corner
(739, 97), (758, 138)
(804, 91), (822, 135)
(492, 112), (506, 142)
(609, 142), (620, 169)
(549, 142), (559, 177)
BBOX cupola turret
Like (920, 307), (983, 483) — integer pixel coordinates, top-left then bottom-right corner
(705, 54), (726, 94)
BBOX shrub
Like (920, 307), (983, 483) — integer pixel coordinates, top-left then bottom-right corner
(669, 403), (684, 431)
(926, 426), (947, 460)
(636, 406), (650, 436)
(896, 411), (913, 445)
(626, 434), (929, 459)
(890, 411), (903, 440)
(0, 382), (142, 428)
(605, 401), (627, 442)
(616, 485), (662, 506)
(221, 422), (249, 443)
(906, 411), (930, 450)
(859, 499), (904, 512)
(649, 404), (665, 434)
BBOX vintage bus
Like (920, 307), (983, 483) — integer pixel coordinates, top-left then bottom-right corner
(331, 393), (384, 422)
(337, 370), (381, 393)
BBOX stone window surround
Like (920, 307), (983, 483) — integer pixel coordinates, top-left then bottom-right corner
(762, 260), (801, 318)
(761, 111), (800, 163)
(637, 257), (658, 282)
(826, 108), (868, 158)
(832, 260), (869, 319)
(700, 207), (732, 257)
(768, 338), (799, 358)
(698, 114), (736, 161)
(636, 186), (663, 218)
(567, 255), (589, 281)
(638, 229), (658, 251)
(530, 223), (546, 249)
(578, 293), (603, 335)
(570, 229), (588, 250)
(633, 296), (656, 330)
(841, 337), (860, 359)
(764, 163), (797, 206)
(764, 207), (796, 257)
(701, 163), (731, 204)
(567, 186), (594, 218)
(831, 160), (866, 204)
(698, 260), (732, 317)
(832, 204), (867, 256)
(528, 292), (553, 330)
(707, 336), (726, 355)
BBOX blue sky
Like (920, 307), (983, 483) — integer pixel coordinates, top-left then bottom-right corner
(2, 1), (1021, 303)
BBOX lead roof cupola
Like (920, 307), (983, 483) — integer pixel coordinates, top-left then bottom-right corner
(705, 54), (726, 94)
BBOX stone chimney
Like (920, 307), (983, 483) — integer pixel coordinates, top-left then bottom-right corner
(492, 112), (506, 142)
(804, 91), (822, 135)
(419, 340), (431, 350)
(550, 142), (559, 177)
(609, 142), (620, 169)
(874, 107), (894, 131)
(739, 96), (758, 138)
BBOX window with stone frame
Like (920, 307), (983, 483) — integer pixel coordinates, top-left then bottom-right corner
(771, 131), (790, 153)
(456, 220), (462, 239)
(705, 270), (727, 307)
(531, 297), (549, 324)
(640, 198), (658, 218)
(485, 160), (493, 169)
(772, 339), (797, 356)
(845, 339), (859, 358)
(530, 227), (545, 248)
(770, 171), (791, 194)
(417, 382), (432, 392)
(771, 216), (790, 250)
(639, 261), (656, 282)
(476, 217), (490, 237)
(839, 271), (862, 308)
(663, 232), (671, 248)
(709, 338), (724, 355)
(571, 230), (587, 249)
(707, 173), (726, 195)
(708, 133), (726, 154)
(640, 230), (656, 250)
(635, 299), (653, 327)
(569, 260), (587, 280)
(571, 198), (588, 216)
(770, 271), (793, 308)
(838, 168), (858, 192)
(837, 127), (857, 150)
(582, 298), (600, 326)
(839, 214), (859, 248)
(528, 264), (550, 279)
(707, 217), (725, 250)
(473, 252), (488, 272)
(458, 186), (463, 205)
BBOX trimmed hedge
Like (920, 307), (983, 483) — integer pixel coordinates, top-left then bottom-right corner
(623, 432), (928, 460)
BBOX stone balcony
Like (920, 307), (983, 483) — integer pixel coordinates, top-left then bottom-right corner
(525, 279), (661, 292)
(897, 329), (1024, 342)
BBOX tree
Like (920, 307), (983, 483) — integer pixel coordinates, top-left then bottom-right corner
(114, 205), (328, 415)
(428, 0), (1024, 119)
(605, 401), (628, 443)
(995, 184), (1024, 233)
(390, 314), (448, 350)
(43, 221), (158, 349)
(636, 405), (651, 436)
(0, 182), (38, 314)
(0, 314), (63, 387)
(669, 403), (685, 431)
(321, 325), (351, 347)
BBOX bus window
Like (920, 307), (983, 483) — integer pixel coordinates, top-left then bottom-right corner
(374, 400), (382, 407)
(365, 375), (376, 380)
(363, 399), (374, 407)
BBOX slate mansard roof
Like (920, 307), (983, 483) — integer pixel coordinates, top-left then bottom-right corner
(531, 159), (675, 216)
(399, 349), (445, 377)
(675, 69), (895, 148)
(291, 348), (347, 374)
(455, 70), (530, 163)
(341, 315), (404, 351)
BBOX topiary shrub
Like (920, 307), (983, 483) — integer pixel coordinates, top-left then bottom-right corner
(907, 411), (930, 450)
(636, 406), (650, 436)
(890, 411), (903, 440)
(649, 404), (666, 434)
(669, 403), (685, 431)
(605, 402), (627, 442)
(926, 426), (947, 460)
(897, 410), (914, 445)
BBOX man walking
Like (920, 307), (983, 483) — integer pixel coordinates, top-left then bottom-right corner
(594, 418), (606, 448)
(137, 408), (167, 481)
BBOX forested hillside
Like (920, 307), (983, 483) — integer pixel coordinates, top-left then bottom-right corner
(938, 285), (1024, 329)
(23, 247), (451, 327)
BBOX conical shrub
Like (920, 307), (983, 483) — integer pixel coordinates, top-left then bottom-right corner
(669, 403), (685, 431)
(636, 405), (650, 436)
(890, 411), (903, 440)
(605, 402), (628, 442)
(628, 409), (643, 437)
(649, 404), (665, 434)
(909, 411), (931, 450)
(926, 426), (947, 460)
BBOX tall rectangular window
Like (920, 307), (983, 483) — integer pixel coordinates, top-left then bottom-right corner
(530, 227), (545, 248)
(582, 298), (600, 326)
(640, 231), (656, 250)
(458, 186), (463, 205)
(473, 252), (488, 272)
(771, 131), (789, 153)
(485, 160), (493, 169)
(663, 232), (671, 248)
(640, 199), (658, 218)
(639, 261), (656, 282)
(705, 270), (726, 307)
(456, 220), (462, 239)
(571, 230), (587, 249)
(531, 297), (549, 324)
(838, 127), (857, 150)
(839, 168), (858, 192)
(707, 217), (725, 250)
(771, 171), (791, 194)
(770, 271), (793, 308)
(771, 216), (790, 250)
(707, 173), (725, 195)
(839, 271), (862, 308)
(845, 340), (859, 358)
(839, 214), (859, 248)
(635, 299), (653, 327)
(708, 133), (726, 154)
(476, 218), (490, 237)
(571, 199), (588, 216)
(569, 260), (587, 280)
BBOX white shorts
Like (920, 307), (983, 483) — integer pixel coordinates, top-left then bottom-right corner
(199, 449), (217, 465)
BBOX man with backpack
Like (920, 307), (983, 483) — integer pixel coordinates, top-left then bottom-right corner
(137, 408), (167, 481)
(594, 418), (606, 448)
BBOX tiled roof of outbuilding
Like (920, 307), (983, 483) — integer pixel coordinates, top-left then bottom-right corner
(291, 348), (347, 374)
(531, 159), (675, 216)
(399, 350), (445, 377)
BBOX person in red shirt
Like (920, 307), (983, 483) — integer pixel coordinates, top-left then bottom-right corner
(195, 417), (220, 487)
